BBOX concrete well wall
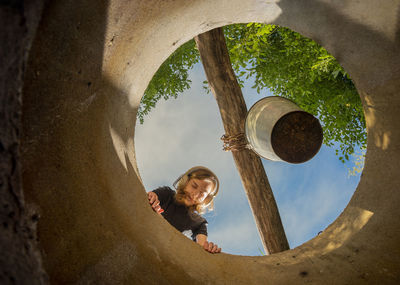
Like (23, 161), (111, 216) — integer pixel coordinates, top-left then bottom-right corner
(20, 0), (400, 284)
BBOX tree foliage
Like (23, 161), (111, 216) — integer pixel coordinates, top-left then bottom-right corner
(137, 40), (199, 124)
(139, 23), (366, 161)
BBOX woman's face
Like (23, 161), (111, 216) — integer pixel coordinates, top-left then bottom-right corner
(182, 177), (214, 207)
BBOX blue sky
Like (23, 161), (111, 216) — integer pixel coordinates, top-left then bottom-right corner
(135, 63), (361, 256)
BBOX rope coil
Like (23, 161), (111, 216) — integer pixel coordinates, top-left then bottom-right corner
(221, 133), (250, 152)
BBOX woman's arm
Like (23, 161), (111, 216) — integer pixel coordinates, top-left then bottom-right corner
(196, 234), (221, 254)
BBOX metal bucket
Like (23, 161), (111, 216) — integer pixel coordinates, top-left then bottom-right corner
(245, 96), (323, 163)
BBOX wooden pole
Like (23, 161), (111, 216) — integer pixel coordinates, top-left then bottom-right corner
(194, 28), (289, 254)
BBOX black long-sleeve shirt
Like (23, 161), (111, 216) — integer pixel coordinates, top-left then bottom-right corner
(152, 186), (208, 241)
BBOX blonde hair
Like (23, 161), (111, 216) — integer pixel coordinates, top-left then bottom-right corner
(173, 166), (219, 214)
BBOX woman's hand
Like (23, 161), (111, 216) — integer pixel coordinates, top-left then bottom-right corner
(202, 241), (222, 254)
(147, 192), (164, 214)
(196, 234), (222, 254)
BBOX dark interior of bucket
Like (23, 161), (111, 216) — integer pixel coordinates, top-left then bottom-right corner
(271, 110), (323, 163)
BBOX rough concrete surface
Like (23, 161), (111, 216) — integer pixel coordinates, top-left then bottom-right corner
(0, 1), (47, 284)
(1, 0), (399, 284)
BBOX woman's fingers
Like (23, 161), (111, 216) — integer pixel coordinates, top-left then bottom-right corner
(151, 200), (160, 208)
(148, 192), (156, 204)
(148, 193), (159, 207)
(203, 241), (221, 253)
(213, 245), (221, 253)
(148, 192), (163, 214)
(152, 201), (164, 214)
(153, 204), (164, 214)
(202, 241), (221, 254)
(210, 243), (219, 253)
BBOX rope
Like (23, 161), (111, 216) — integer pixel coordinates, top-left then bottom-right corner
(221, 133), (250, 152)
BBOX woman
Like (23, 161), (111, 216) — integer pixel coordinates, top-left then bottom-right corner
(148, 166), (222, 254)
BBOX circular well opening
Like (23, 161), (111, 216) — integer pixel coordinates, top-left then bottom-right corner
(134, 23), (366, 256)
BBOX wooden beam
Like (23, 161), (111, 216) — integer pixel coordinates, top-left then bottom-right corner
(195, 28), (289, 254)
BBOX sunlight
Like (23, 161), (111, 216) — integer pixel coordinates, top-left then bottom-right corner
(109, 123), (135, 172)
(323, 206), (373, 253)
